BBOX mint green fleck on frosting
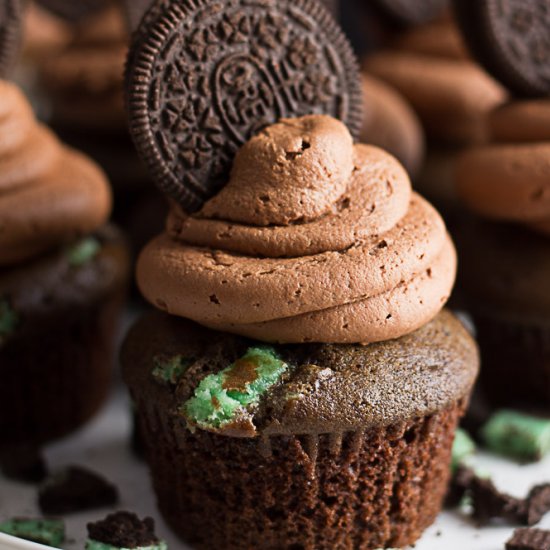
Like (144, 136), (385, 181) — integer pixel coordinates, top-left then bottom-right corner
(451, 428), (476, 472)
(0, 518), (65, 548)
(183, 347), (287, 429)
(152, 355), (193, 385)
(0, 299), (18, 343)
(67, 237), (101, 267)
(481, 409), (550, 462)
(85, 540), (168, 550)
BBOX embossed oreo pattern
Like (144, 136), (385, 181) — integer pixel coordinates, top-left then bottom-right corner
(126, 0), (362, 212)
(0, 0), (24, 77)
(126, 0), (340, 33)
(36, 0), (109, 21)
(454, 0), (550, 97)
(372, 0), (448, 25)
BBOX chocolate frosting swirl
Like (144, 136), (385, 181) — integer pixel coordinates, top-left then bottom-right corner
(138, 115), (455, 344)
(456, 99), (550, 236)
(0, 80), (111, 266)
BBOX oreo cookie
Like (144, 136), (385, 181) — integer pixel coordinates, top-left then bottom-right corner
(35, 0), (110, 22)
(372, 0), (449, 25)
(126, 0), (362, 212)
(0, 0), (24, 78)
(453, 0), (550, 97)
(126, 0), (340, 33)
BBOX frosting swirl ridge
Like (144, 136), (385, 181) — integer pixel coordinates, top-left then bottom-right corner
(138, 115), (456, 344)
(456, 99), (550, 236)
(0, 80), (111, 266)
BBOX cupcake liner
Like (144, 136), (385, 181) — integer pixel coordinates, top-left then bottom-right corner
(474, 313), (550, 407)
(0, 292), (123, 452)
(132, 390), (466, 550)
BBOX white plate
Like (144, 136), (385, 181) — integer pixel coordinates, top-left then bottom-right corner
(1, 388), (550, 550)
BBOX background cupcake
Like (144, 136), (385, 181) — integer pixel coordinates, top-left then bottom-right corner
(362, 11), (506, 219)
(456, 102), (550, 407)
(27, 1), (166, 255)
(453, 1), (550, 407)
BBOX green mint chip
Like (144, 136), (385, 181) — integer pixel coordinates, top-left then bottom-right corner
(152, 355), (194, 385)
(481, 409), (550, 462)
(451, 428), (476, 472)
(67, 237), (101, 267)
(183, 347), (287, 430)
(0, 518), (65, 548)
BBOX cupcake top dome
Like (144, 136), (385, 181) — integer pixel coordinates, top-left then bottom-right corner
(138, 115), (456, 344)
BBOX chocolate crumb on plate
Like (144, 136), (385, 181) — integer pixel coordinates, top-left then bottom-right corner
(522, 484), (550, 527)
(0, 0), (25, 78)
(506, 528), (550, 550)
(86, 511), (167, 550)
(470, 475), (527, 525)
(38, 465), (119, 515)
(126, 0), (363, 213)
(0, 445), (48, 484)
(447, 465), (550, 526)
(445, 464), (476, 508)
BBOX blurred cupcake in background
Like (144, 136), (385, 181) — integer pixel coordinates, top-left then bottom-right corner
(452, 1), (550, 409)
(456, 99), (550, 409)
(22, 1), (166, 255)
(0, 79), (129, 469)
(363, 12), (506, 220)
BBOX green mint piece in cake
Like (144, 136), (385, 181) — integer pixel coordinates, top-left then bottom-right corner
(0, 299), (18, 343)
(0, 518), (65, 548)
(152, 355), (193, 385)
(451, 428), (476, 471)
(67, 237), (101, 267)
(481, 410), (550, 462)
(183, 347), (287, 430)
(85, 540), (168, 550)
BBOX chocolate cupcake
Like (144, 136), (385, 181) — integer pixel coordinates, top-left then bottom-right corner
(455, 101), (550, 407)
(0, 80), (129, 461)
(363, 15), (506, 218)
(123, 115), (479, 549)
(452, 1), (550, 409)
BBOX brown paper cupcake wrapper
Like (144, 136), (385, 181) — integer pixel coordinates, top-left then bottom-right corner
(132, 392), (465, 550)
(0, 294), (123, 452)
(474, 314), (550, 407)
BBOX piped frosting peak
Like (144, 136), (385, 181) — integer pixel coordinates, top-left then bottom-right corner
(138, 115), (456, 344)
(0, 80), (111, 266)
